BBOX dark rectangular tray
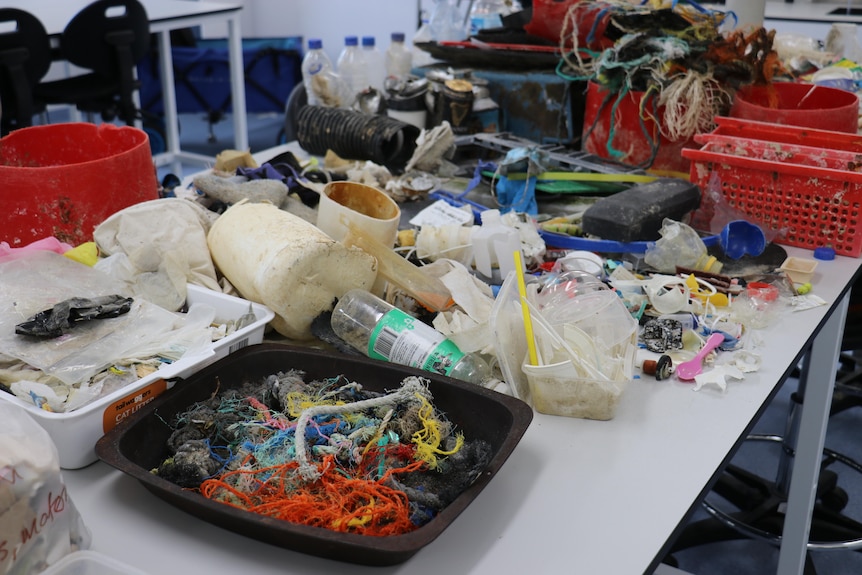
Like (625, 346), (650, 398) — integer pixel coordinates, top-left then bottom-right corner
(95, 343), (532, 566)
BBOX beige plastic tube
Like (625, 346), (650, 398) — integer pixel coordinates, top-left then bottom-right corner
(340, 220), (453, 312)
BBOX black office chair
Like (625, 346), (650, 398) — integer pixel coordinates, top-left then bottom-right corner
(0, 8), (52, 136)
(34, 0), (149, 126)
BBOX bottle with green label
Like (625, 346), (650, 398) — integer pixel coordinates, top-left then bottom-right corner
(331, 289), (492, 385)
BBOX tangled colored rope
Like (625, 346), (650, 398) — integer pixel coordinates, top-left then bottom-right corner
(155, 371), (491, 536)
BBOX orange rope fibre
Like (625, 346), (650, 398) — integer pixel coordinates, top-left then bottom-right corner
(199, 453), (427, 536)
(705, 28), (786, 89)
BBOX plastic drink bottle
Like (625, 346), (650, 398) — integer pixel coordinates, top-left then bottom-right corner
(361, 36), (385, 92)
(331, 289), (493, 385)
(301, 38), (337, 107)
(336, 35), (369, 107)
(385, 32), (413, 82)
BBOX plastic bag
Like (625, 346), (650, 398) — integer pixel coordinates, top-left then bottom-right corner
(0, 252), (180, 387)
(644, 219), (720, 274)
(0, 403), (91, 574)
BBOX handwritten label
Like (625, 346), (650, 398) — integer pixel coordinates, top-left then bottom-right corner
(0, 469), (68, 568)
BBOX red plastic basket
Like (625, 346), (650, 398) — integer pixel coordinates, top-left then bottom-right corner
(683, 117), (862, 257)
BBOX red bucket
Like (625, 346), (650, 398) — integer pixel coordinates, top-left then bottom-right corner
(730, 82), (859, 134)
(0, 123), (158, 247)
(581, 80), (698, 175)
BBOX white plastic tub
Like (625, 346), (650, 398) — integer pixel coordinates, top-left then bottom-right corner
(0, 285), (274, 469)
(41, 551), (147, 575)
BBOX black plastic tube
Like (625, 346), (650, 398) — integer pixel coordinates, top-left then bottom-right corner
(296, 105), (420, 172)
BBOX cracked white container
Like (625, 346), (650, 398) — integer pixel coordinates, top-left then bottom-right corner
(208, 201), (378, 340)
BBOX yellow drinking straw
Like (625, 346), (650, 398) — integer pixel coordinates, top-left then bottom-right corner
(514, 250), (539, 366)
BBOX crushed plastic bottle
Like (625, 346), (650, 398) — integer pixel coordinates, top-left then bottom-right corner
(301, 38), (345, 107)
(331, 289), (493, 385)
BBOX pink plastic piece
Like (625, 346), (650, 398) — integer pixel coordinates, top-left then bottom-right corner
(676, 332), (725, 381)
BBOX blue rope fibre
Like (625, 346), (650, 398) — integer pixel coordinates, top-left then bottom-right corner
(206, 440), (235, 477)
(238, 412), (370, 469)
(585, 5), (612, 45)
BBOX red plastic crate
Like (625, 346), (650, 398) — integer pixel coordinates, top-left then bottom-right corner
(682, 117), (862, 257)
(711, 116), (862, 151)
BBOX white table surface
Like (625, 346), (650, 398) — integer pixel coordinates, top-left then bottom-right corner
(5, 0), (248, 173)
(61, 244), (862, 575)
(765, 1), (862, 22)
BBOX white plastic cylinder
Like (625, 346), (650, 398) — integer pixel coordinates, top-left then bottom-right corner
(316, 180), (401, 247)
(207, 202), (379, 340)
(471, 209), (523, 281)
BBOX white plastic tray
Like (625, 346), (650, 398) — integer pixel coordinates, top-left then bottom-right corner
(0, 284), (273, 469)
(42, 550), (148, 575)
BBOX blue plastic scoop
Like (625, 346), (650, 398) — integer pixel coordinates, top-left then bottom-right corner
(719, 220), (767, 259)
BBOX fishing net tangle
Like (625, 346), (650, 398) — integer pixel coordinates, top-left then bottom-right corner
(557, 0), (785, 144)
(155, 371), (491, 536)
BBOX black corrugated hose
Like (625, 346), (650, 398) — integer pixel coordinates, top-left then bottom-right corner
(296, 105), (420, 173)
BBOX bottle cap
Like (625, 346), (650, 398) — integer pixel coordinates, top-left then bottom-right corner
(344, 36), (358, 46)
(392, 32), (405, 42)
(308, 38), (322, 50)
(362, 36), (375, 47)
(814, 246), (836, 260)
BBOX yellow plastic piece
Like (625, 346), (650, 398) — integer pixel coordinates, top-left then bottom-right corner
(685, 274), (729, 307)
(397, 229), (416, 247)
(63, 242), (99, 266)
(214, 149), (257, 172)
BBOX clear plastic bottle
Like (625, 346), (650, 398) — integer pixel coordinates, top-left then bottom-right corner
(361, 36), (385, 93)
(385, 32), (413, 82)
(336, 35), (369, 107)
(301, 38), (338, 107)
(331, 289), (493, 385)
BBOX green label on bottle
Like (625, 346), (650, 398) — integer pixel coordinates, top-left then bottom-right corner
(368, 308), (466, 377)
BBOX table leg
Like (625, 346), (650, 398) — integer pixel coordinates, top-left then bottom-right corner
(776, 293), (850, 573)
(156, 28), (182, 175)
(226, 13), (248, 152)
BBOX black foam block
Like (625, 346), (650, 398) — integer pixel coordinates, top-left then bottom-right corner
(580, 178), (701, 242)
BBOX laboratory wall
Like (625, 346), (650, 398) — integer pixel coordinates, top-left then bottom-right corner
(197, 0), (421, 62)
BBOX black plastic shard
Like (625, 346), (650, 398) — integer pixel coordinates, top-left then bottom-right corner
(580, 178), (702, 242)
(16, 295), (134, 338)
